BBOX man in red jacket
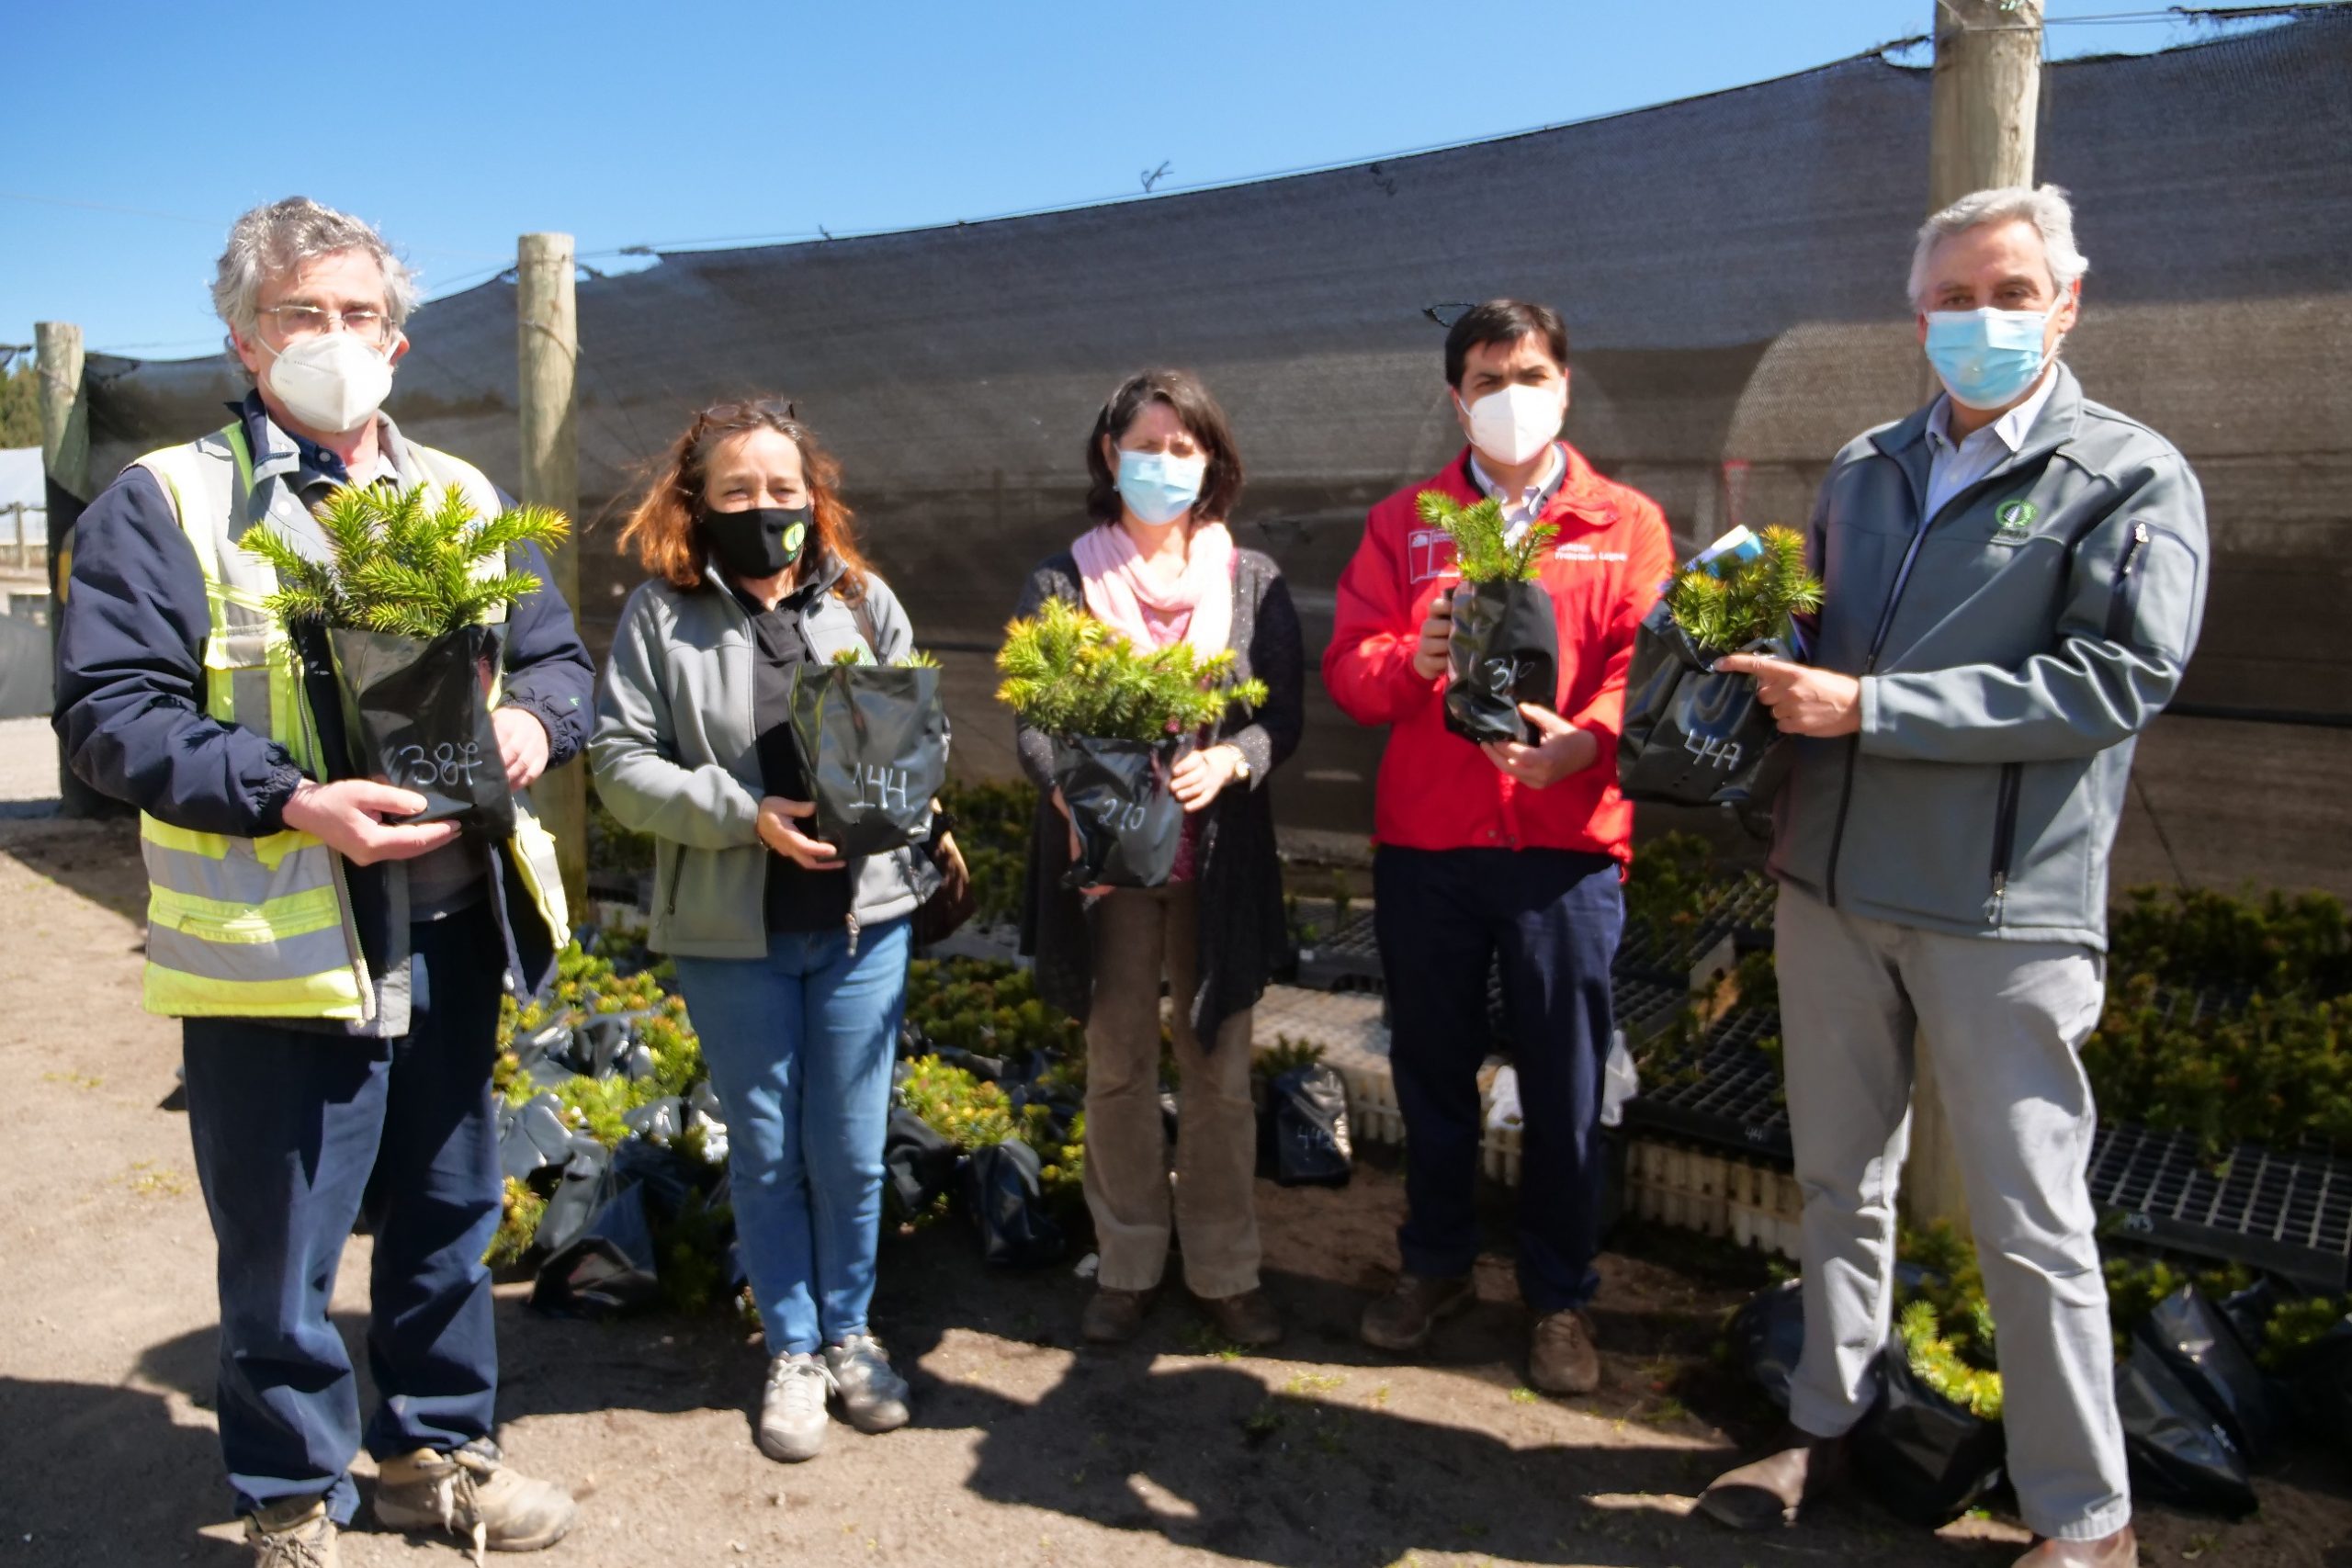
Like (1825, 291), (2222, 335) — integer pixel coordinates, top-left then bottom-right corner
(1323, 299), (1674, 1393)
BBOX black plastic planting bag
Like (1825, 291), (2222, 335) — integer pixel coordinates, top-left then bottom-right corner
(962, 1138), (1066, 1267)
(2287, 1315), (2352, 1444)
(327, 623), (514, 835)
(2142, 1285), (2283, 1463)
(1850, 1350), (2006, 1526)
(530, 1181), (661, 1318)
(1443, 580), (1559, 745)
(1616, 603), (1791, 808)
(787, 662), (950, 859)
(532, 1142), (616, 1258)
(1052, 736), (1182, 889)
(884, 1107), (959, 1218)
(2116, 1337), (2257, 1516)
(1265, 1065), (1352, 1187)
(1730, 1279), (1809, 1412)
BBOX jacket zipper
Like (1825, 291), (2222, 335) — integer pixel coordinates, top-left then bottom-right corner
(1987, 762), (2023, 925)
(2105, 521), (2151, 643)
(1821, 461), (2026, 908)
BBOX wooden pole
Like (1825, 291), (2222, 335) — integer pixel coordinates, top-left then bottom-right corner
(516, 234), (587, 916)
(1929, 0), (2044, 209)
(1903, 0), (2044, 1235)
(34, 321), (87, 503)
(37, 321), (109, 816)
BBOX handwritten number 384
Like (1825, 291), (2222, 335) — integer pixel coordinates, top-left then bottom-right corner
(391, 741), (483, 790)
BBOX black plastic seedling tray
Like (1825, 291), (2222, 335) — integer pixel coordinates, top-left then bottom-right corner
(2087, 1122), (2352, 1292)
(1295, 910), (1385, 992)
(1615, 875), (1779, 987)
(1621, 1006), (1792, 1161)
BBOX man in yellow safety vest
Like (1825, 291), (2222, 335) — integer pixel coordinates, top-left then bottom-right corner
(54, 197), (591, 1567)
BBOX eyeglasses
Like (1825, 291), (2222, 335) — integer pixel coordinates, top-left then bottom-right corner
(256, 303), (396, 347)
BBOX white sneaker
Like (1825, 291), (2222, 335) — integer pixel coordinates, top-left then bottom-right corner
(824, 1333), (911, 1434)
(758, 1352), (835, 1462)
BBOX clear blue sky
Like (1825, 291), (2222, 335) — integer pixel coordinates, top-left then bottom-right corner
(0, 0), (2290, 361)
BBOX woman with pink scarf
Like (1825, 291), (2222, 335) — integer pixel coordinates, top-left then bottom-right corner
(1011, 369), (1304, 1348)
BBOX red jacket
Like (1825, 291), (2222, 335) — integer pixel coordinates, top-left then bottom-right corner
(1321, 442), (1675, 863)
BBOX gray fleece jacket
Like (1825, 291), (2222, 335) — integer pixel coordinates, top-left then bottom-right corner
(590, 557), (940, 958)
(1771, 365), (2210, 950)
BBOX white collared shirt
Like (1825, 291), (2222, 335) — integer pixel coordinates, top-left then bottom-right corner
(1921, 367), (2059, 522)
(1469, 445), (1566, 538)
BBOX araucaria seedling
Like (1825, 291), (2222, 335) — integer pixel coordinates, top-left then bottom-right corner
(241, 482), (569, 636)
(1415, 491), (1555, 582)
(1662, 525), (1822, 655)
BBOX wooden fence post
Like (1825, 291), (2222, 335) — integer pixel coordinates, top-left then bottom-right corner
(516, 234), (588, 915)
(1904, 0), (2045, 1234)
(36, 321), (109, 816)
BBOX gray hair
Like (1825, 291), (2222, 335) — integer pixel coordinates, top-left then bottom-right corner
(212, 197), (418, 368)
(1906, 184), (2089, 310)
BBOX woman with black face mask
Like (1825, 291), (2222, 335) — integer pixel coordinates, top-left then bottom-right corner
(592, 400), (955, 1465)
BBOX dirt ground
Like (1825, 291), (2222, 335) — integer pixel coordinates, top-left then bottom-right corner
(2, 792), (2347, 1565)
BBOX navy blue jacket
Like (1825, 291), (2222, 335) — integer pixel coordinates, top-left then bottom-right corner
(54, 395), (594, 836)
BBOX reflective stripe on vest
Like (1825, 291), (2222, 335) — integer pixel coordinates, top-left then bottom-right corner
(128, 423), (569, 1021)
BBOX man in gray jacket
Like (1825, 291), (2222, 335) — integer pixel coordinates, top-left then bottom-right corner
(1695, 186), (2208, 1568)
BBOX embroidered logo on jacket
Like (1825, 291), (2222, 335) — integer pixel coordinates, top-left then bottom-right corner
(1992, 500), (2039, 543)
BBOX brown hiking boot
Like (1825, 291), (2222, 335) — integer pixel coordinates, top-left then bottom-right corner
(376, 1438), (576, 1561)
(1360, 1273), (1474, 1353)
(1197, 1288), (1283, 1347)
(1696, 1425), (1849, 1530)
(245, 1495), (338, 1568)
(1528, 1308), (1600, 1395)
(2012, 1528), (2138, 1567)
(1080, 1286), (1156, 1344)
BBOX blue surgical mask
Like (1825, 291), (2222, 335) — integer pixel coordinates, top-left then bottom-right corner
(1924, 307), (2060, 411)
(1114, 449), (1207, 526)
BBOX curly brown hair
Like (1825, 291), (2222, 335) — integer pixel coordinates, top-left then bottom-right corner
(618, 399), (871, 598)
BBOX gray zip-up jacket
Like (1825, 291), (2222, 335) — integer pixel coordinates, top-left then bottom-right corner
(1771, 365), (2209, 950)
(590, 556), (940, 957)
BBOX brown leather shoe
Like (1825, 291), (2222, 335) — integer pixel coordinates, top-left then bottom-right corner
(1197, 1288), (1283, 1347)
(1360, 1273), (1475, 1352)
(1528, 1308), (1600, 1395)
(1080, 1287), (1155, 1344)
(1696, 1425), (1848, 1530)
(2011, 1528), (2137, 1567)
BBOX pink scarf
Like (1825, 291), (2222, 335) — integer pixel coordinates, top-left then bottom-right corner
(1071, 521), (1236, 657)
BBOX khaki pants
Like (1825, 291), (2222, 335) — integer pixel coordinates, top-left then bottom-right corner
(1082, 882), (1261, 1298)
(1776, 881), (2129, 1543)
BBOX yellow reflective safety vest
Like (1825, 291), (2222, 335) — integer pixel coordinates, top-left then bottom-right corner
(130, 420), (569, 1022)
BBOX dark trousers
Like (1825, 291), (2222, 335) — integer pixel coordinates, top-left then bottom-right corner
(1374, 845), (1623, 1313)
(182, 902), (503, 1523)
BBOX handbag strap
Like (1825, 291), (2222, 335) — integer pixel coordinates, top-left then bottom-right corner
(848, 594), (880, 658)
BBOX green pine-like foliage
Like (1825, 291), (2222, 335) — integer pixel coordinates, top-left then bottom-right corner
(240, 482), (569, 639)
(828, 645), (942, 668)
(1415, 490), (1555, 582)
(1663, 525), (1823, 654)
(995, 596), (1267, 744)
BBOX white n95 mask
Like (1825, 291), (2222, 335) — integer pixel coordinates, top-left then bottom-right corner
(1461, 382), (1565, 467)
(266, 333), (395, 434)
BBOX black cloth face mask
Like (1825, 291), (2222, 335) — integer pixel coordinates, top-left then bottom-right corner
(701, 505), (811, 580)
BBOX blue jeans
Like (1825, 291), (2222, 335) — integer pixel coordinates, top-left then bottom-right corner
(181, 902), (504, 1525)
(1374, 846), (1623, 1312)
(673, 919), (910, 1356)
